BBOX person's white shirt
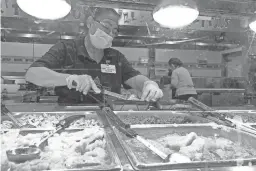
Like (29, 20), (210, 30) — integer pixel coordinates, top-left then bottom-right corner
(171, 67), (197, 96)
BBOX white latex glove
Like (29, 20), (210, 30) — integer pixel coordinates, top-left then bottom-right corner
(141, 81), (163, 102)
(66, 75), (101, 95)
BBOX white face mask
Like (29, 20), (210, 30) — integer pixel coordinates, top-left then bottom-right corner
(89, 28), (113, 49)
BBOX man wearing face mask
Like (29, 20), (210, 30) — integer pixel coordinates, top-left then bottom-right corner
(25, 8), (163, 104)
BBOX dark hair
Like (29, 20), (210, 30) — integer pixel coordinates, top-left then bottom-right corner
(168, 58), (183, 67)
(92, 8), (120, 20)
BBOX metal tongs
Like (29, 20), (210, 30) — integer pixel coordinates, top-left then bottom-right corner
(72, 81), (162, 111)
(72, 81), (130, 100)
(188, 97), (256, 135)
(6, 115), (85, 163)
(102, 107), (172, 162)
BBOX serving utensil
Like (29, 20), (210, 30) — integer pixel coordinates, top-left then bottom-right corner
(188, 97), (256, 135)
(6, 114), (85, 163)
(102, 107), (172, 162)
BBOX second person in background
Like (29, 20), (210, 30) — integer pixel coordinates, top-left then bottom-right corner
(168, 58), (197, 101)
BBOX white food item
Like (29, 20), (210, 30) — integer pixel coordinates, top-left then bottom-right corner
(182, 132), (197, 146)
(179, 137), (205, 159)
(86, 147), (106, 158)
(190, 137), (205, 150)
(169, 153), (191, 164)
(1, 121), (14, 129)
(86, 139), (106, 151)
(163, 132), (197, 151)
(215, 138), (233, 150)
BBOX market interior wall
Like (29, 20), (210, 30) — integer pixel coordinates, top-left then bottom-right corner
(1, 42), (226, 78)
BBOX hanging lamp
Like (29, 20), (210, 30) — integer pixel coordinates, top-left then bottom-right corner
(153, 0), (199, 29)
(249, 14), (256, 32)
(17, 0), (71, 20)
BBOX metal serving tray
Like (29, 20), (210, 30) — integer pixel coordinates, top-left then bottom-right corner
(113, 123), (256, 170)
(114, 111), (212, 124)
(2, 128), (122, 171)
(114, 110), (256, 124)
(108, 99), (193, 111)
(108, 100), (156, 111)
(55, 105), (101, 111)
(1, 111), (102, 128)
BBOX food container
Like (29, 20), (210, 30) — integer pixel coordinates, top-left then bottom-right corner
(113, 123), (256, 170)
(56, 105), (101, 111)
(2, 128), (122, 171)
(108, 99), (194, 111)
(108, 100), (155, 111)
(115, 110), (256, 125)
(114, 111), (212, 124)
(1, 111), (102, 129)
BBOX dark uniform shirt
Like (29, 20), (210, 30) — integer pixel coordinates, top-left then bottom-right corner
(30, 36), (140, 104)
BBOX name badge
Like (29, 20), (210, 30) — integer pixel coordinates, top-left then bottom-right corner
(101, 64), (116, 74)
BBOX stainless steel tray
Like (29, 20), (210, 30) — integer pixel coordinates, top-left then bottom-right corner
(2, 128), (122, 171)
(114, 110), (256, 124)
(55, 105), (101, 111)
(1, 111), (102, 128)
(218, 110), (256, 123)
(113, 123), (256, 170)
(108, 99), (193, 111)
(114, 111), (212, 124)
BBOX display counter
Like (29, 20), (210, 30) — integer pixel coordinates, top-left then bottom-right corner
(1, 100), (256, 171)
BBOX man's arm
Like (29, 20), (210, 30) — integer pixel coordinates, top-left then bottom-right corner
(25, 67), (70, 87)
(125, 75), (158, 92)
(119, 53), (163, 101)
(118, 54), (158, 92)
(25, 42), (70, 87)
(117, 53), (147, 91)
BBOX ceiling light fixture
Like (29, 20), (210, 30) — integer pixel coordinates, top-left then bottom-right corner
(249, 14), (256, 32)
(153, 0), (199, 29)
(17, 0), (71, 20)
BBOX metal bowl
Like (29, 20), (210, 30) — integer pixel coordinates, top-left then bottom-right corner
(6, 147), (41, 163)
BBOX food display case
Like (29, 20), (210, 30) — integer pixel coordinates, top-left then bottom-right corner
(1, 111), (123, 171)
(2, 0), (256, 170)
(112, 124), (256, 170)
(1, 102), (256, 171)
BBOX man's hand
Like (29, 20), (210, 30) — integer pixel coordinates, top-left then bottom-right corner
(141, 81), (163, 102)
(66, 75), (101, 95)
